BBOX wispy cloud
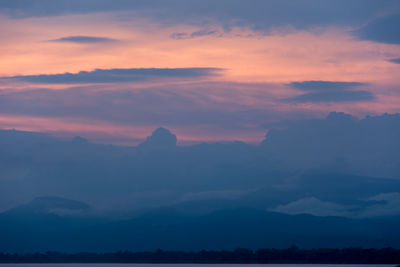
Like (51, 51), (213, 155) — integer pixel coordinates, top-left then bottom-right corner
(170, 29), (221, 40)
(285, 80), (374, 103)
(285, 90), (374, 103)
(50, 35), (117, 43)
(0, 81), (296, 144)
(270, 197), (357, 217)
(2, 68), (223, 84)
(270, 193), (400, 218)
(289, 81), (366, 91)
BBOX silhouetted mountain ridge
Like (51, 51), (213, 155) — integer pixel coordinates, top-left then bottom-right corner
(1, 199), (400, 252)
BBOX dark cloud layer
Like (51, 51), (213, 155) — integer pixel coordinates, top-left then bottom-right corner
(50, 36), (117, 43)
(2, 67), (222, 84)
(262, 112), (400, 178)
(286, 80), (373, 103)
(0, 0), (395, 33)
(355, 14), (400, 44)
(1, 112), (400, 217)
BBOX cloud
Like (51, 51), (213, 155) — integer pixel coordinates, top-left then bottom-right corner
(270, 197), (357, 217)
(50, 35), (117, 43)
(0, 80), (308, 145)
(271, 193), (400, 218)
(289, 81), (366, 91)
(286, 90), (374, 103)
(359, 192), (400, 217)
(0, 0), (394, 32)
(1, 111), (400, 214)
(170, 29), (221, 40)
(2, 67), (222, 84)
(261, 112), (400, 178)
(285, 80), (373, 103)
(389, 58), (400, 64)
(138, 127), (177, 150)
(354, 14), (400, 44)
(0, 84), (284, 136)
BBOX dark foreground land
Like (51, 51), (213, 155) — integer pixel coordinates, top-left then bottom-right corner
(1, 247), (400, 264)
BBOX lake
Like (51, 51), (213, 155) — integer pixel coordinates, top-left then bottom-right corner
(0, 264), (397, 267)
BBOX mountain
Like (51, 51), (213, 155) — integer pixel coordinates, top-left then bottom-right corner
(0, 197), (106, 253)
(1, 198), (400, 252)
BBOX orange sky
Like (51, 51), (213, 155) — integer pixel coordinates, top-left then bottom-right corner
(0, 11), (400, 144)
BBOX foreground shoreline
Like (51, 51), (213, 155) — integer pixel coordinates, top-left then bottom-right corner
(1, 247), (400, 264)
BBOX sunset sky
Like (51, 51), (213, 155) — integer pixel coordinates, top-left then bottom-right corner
(1, 0), (400, 145)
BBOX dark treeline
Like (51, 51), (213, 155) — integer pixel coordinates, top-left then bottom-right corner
(1, 247), (400, 264)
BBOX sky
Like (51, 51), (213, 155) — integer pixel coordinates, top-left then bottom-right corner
(0, 0), (400, 145)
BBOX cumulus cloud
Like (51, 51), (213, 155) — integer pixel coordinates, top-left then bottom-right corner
(285, 81), (373, 103)
(2, 67), (222, 84)
(50, 35), (117, 43)
(138, 128), (177, 150)
(261, 112), (400, 178)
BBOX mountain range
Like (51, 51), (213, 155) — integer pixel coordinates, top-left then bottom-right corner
(1, 196), (400, 252)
